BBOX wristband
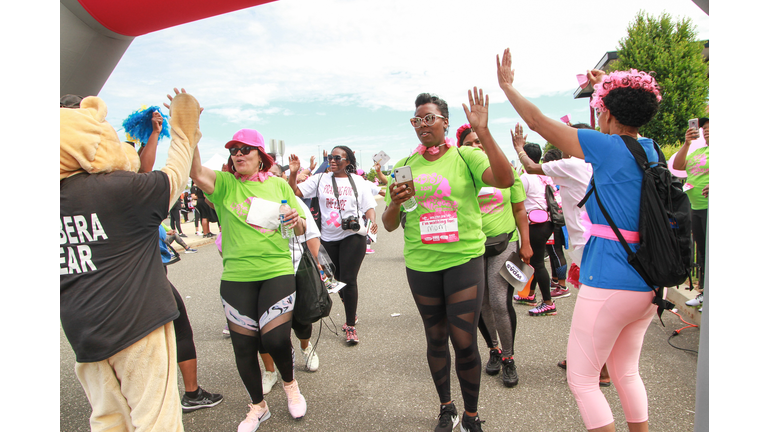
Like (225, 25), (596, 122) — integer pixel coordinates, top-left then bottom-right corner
(518, 151), (527, 159)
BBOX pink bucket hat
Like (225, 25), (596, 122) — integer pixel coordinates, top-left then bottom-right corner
(225, 129), (265, 149)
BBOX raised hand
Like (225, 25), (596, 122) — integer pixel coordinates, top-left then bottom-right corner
(163, 88), (204, 115)
(511, 123), (528, 152)
(586, 69), (606, 87)
(309, 155), (317, 171)
(496, 48), (515, 89)
(151, 111), (163, 134)
(288, 154), (301, 174)
(462, 87), (490, 130)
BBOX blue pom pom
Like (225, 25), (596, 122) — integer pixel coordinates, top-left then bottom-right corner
(122, 106), (170, 145)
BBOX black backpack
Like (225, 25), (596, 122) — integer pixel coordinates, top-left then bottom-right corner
(579, 135), (693, 324)
(293, 240), (333, 325)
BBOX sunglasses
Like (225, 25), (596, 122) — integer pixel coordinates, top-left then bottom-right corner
(228, 146), (255, 156)
(410, 113), (446, 128)
(329, 155), (347, 162)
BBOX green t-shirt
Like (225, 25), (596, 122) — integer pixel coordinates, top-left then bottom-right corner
(205, 172), (305, 282)
(385, 146), (490, 272)
(685, 146), (709, 210)
(479, 168), (526, 242)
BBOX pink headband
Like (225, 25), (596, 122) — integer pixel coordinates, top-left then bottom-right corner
(455, 124), (472, 144)
(590, 69), (662, 112)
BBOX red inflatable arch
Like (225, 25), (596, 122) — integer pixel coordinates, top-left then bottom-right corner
(60, 0), (277, 97)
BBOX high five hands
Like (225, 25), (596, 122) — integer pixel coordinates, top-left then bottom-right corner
(163, 88), (204, 116)
(462, 87), (489, 131)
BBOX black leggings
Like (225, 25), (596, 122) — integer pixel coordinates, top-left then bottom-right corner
(171, 282), (196, 363)
(321, 234), (367, 327)
(691, 208), (707, 288)
(170, 208), (182, 233)
(529, 221), (554, 301)
(221, 276), (296, 404)
(406, 256), (484, 413)
(546, 227), (567, 281)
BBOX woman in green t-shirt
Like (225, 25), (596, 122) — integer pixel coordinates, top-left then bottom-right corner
(672, 117), (709, 305)
(457, 123), (532, 389)
(382, 89), (513, 432)
(189, 128), (308, 431)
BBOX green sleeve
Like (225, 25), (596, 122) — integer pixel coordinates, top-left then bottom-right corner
(205, 171), (230, 205)
(509, 169), (526, 203)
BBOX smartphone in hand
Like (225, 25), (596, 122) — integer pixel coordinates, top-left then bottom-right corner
(393, 166), (416, 197)
(688, 118), (699, 138)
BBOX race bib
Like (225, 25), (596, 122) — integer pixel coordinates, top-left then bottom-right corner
(420, 211), (459, 244)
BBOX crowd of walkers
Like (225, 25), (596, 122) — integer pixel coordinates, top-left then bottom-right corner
(60, 46), (707, 432)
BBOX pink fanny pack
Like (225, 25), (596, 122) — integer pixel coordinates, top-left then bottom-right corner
(581, 212), (639, 243)
(528, 209), (549, 224)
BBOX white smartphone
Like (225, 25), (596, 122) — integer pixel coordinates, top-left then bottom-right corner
(688, 118), (699, 136)
(393, 166), (415, 194)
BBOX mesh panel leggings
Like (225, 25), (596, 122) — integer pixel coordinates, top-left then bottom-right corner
(529, 221), (554, 301)
(321, 234), (366, 327)
(406, 256), (484, 413)
(220, 276), (296, 404)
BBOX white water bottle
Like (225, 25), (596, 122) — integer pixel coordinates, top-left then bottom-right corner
(279, 200), (294, 239)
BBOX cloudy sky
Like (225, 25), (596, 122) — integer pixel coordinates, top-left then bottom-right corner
(97, 0), (709, 172)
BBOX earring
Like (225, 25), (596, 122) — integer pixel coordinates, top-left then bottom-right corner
(259, 162), (264, 170)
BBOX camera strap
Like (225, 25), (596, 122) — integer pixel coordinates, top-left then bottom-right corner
(331, 174), (360, 218)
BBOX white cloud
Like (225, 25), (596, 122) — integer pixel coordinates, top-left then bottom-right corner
(97, 0), (708, 169)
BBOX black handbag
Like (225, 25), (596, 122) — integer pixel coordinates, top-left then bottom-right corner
(293, 239), (333, 325)
(545, 185), (565, 228)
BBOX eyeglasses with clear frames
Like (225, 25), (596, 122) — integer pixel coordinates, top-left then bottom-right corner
(410, 113), (447, 128)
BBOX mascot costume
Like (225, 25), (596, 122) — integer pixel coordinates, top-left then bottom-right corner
(60, 92), (201, 431)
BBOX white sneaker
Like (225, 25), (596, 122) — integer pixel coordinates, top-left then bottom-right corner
(262, 370), (278, 395)
(238, 402), (270, 432)
(283, 379), (307, 419)
(685, 292), (704, 307)
(301, 342), (320, 372)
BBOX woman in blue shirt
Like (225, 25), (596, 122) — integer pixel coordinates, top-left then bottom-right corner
(497, 48), (661, 432)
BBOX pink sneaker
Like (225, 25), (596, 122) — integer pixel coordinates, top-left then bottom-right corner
(528, 301), (557, 316)
(238, 402), (270, 432)
(283, 380), (307, 419)
(513, 293), (536, 304)
(344, 325), (359, 345)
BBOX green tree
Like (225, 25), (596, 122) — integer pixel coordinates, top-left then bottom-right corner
(610, 11), (708, 146)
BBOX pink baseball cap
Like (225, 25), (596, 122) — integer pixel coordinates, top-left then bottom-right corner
(356, 168), (365, 176)
(225, 129), (265, 149)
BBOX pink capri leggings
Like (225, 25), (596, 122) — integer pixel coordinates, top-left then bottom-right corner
(566, 285), (655, 430)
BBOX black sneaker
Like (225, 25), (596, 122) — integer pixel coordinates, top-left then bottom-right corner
(501, 358), (519, 387)
(181, 387), (224, 412)
(485, 348), (502, 376)
(459, 412), (485, 432)
(434, 402), (459, 432)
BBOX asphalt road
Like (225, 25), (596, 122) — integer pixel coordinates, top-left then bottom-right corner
(60, 200), (701, 431)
